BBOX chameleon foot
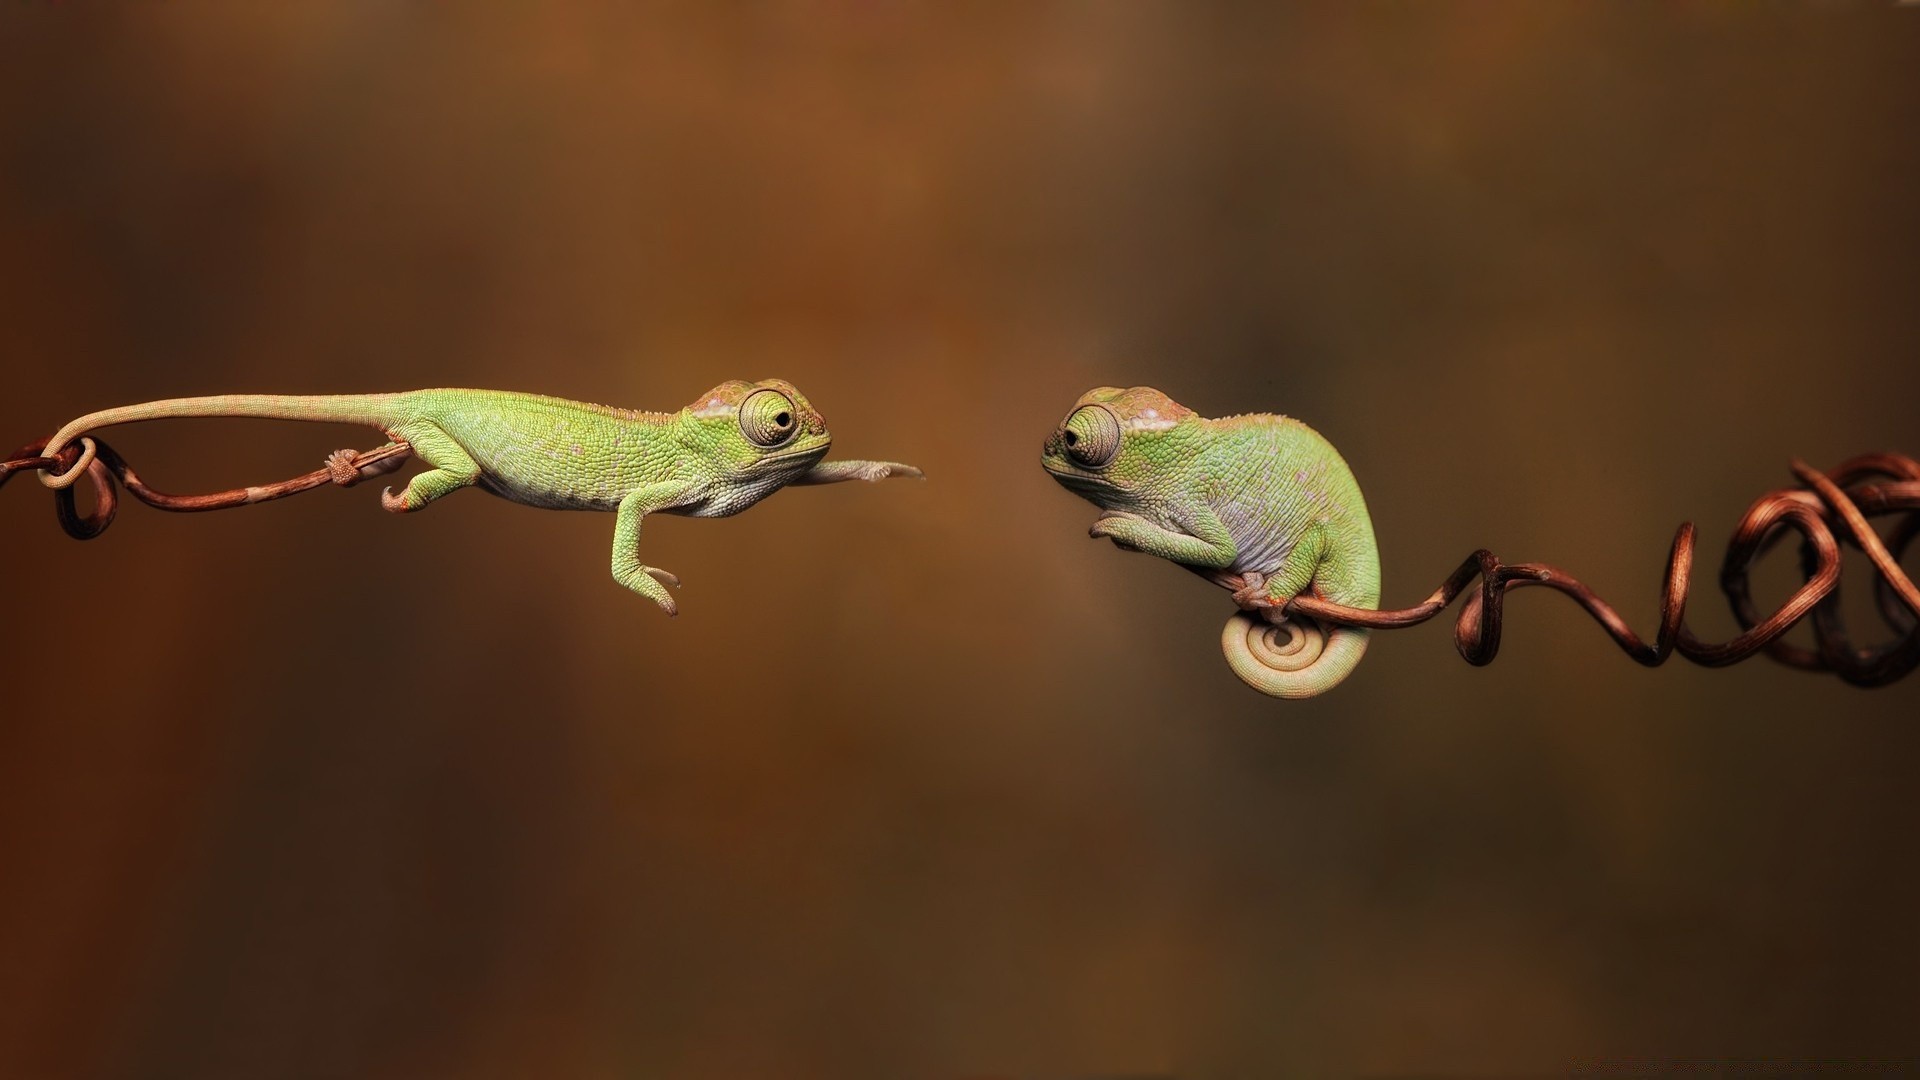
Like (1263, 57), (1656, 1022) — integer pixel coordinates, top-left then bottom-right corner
(614, 565), (682, 615)
(1230, 571), (1283, 612)
(325, 449), (360, 486)
(326, 446), (407, 487)
(838, 461), (922, 482)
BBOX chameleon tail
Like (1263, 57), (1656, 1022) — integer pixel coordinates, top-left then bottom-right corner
(1220, 611), (1370, 699)
(38, 394), (408, 489)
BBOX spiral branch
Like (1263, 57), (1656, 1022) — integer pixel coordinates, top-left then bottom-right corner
(1222, 452), (1920, 687)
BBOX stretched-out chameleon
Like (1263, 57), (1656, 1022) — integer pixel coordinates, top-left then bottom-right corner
(1042, 386), (1380, 698)
(35, 379), (922, 613)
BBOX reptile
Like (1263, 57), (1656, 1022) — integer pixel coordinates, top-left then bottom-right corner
(35, 379), (922, 613)
(1041, 385), (1381, 698)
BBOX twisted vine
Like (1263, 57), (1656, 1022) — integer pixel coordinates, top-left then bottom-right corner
(1, 435), (412, 539)
(7, 436), (1917, 685)
(1215, 453), (1920, 687)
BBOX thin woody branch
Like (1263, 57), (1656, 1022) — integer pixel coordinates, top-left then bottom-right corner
(1215, 453), (1920, 686)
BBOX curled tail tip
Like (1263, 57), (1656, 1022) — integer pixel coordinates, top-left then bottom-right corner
(35, 435), (96, 490)
(1220, 610), (1369, 700)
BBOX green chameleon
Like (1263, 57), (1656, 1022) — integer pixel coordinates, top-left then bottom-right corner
(37, 379), (922, 614)
(1042, 386), (1381, 698)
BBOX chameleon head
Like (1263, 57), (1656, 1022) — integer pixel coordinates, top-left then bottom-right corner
(684, 378), (832, 490)
(1040, 385), (1198, 508)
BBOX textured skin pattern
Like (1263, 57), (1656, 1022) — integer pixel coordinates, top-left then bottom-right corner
(1041, 386), (1381, 698)
(40, 379), (922, 613)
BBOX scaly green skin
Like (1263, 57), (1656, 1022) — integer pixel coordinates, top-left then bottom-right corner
(1041, 386), (1381, 698)
(38, 379), (922, 614)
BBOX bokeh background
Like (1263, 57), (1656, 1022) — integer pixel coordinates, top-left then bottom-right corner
(3, 3), (1918, 1076)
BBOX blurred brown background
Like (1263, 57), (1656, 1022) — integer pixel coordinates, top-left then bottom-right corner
(2, 3), (1917, 1076)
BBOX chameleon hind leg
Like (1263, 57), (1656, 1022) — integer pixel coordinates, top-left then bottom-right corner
(380, 424), (480, 513)
(1232, 526), (1327, 610)
(610, 480), (701, 614)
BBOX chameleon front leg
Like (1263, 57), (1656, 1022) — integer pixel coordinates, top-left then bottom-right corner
(380, 424), (480, 513)
(790, 460), (924, 484)
(1089, 507), (1237, 568)
(611, 479), (703, 614)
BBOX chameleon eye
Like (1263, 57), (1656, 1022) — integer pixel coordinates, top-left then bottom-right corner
(739, 389), (799, 448)
(1062, 405), (1121, 468)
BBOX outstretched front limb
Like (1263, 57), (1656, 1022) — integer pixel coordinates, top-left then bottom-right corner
(611, 479), (703, 614)
(790, 460), (925, 485)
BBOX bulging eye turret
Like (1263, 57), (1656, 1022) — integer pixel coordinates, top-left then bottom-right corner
(1061, 405), (1121, 468)
(739, 389), (799, 448)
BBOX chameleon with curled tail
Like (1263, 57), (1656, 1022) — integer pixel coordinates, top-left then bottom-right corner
(35, 379), (922, 613)
(1042, 386), (1381, 698)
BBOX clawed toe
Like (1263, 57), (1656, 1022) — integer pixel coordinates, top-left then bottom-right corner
(1231, 572), (1281, 610)
(324, 449), (361, 487)
(614, 565), (682, 614)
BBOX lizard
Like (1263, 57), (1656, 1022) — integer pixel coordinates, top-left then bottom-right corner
(1040, 385), (1381, 698)
(34, 379), (922, 614)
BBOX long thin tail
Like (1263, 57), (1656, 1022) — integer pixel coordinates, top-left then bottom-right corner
(1221, 612), (1370, 699)
(38, 393), (408, 488)
(45, 393), (408, 456)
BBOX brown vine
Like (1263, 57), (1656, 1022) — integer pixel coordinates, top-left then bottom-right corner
(1219, 452), (1919, 687)
(1, 435), (413, 540)
(7, 437), (1918, 685)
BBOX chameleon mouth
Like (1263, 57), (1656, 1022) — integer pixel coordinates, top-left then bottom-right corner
(1043, 462), (1119, 494)
(754, 442), (830, 470)
(1042, 457), (1107, 479)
